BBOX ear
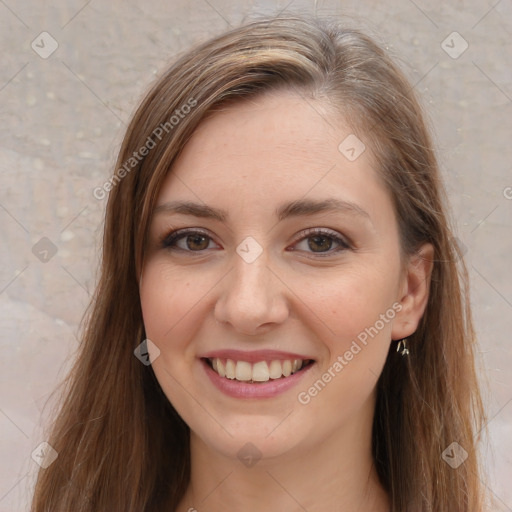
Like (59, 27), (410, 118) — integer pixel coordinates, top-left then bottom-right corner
(391, 242), (434, 340)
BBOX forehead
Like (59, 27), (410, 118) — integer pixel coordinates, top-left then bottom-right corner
(156, 90), (391, 224)
(183, 91), (354, 166)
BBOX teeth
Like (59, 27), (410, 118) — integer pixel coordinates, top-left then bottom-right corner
(209, 358), (307, 382)
(217, 359), (226, 377)
(252, 361), (269, 382)
(269, 360), (283, 379)
(225, 359), (236, 379)
(235, 361), (252, 381)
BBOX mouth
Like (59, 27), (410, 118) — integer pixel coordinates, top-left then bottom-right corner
(202, 357), (315, 384)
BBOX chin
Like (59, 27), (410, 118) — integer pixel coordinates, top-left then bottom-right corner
(189, 417), (306, 463)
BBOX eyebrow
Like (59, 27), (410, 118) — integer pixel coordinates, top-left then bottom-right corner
(154, 198), (372, 224)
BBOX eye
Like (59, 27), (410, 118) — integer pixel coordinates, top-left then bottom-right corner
(160, 227), (351, 256)
(290, 228), (351, 257)
(161, 229), (219, 252)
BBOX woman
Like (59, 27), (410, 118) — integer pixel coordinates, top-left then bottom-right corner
(31, 13), (487, 512)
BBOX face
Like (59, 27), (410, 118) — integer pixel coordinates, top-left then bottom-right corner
(139, 90), (408, 462)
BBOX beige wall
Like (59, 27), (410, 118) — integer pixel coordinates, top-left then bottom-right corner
(0, 0), (511, 510)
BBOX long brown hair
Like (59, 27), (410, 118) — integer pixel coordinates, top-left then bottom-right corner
(31, 13), (487, 511)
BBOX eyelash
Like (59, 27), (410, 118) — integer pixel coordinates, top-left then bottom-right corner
(160, 227), (352, 257)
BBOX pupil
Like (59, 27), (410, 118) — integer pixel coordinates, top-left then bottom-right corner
(309, 236), (331, 252)
(188, 235), (208, 250)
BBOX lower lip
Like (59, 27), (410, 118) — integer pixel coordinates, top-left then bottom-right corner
(200, 359), (315, 399)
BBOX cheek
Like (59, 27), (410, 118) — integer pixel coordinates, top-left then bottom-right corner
(295, 269), (397, 427)
(139, 262), (204, 407)
(309, 265), (399, 345)
(139, 260), (202, 356)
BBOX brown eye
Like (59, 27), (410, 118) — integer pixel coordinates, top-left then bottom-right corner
(162, 229), (217, 252)
(291, 228), (351, 257)
(308, 235), (334, 252)
(185, 234), (210, 251)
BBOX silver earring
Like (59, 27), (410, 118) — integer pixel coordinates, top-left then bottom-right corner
(396, 338), (409, 356)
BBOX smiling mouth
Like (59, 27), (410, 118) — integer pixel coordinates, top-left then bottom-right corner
(203, 357), (314, 383)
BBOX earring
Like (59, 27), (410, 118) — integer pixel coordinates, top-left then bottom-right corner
(396, 338), (409, 356)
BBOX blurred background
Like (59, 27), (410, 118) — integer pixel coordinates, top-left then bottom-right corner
(0, 0), (511, 510)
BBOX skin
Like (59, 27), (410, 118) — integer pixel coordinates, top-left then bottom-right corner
(139, 90), (433, 512)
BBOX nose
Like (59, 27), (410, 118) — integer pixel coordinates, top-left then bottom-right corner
(214, 251), (289, 336)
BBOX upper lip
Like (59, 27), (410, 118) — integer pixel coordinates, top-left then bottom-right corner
(200, 349), (314, 363)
